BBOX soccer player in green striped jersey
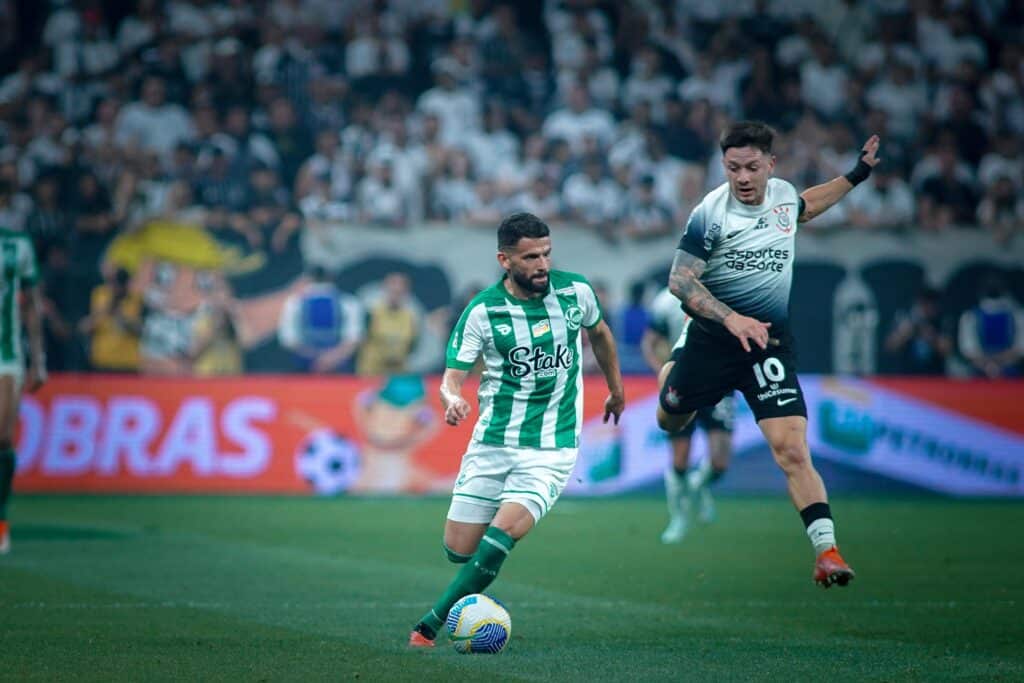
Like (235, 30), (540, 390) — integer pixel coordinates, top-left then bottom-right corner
(0, 228), (46, 554)
(409, 213), (625, 647)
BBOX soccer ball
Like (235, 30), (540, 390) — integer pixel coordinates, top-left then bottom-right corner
(295, 429), (361, 495)
(446, 594), (511, 654)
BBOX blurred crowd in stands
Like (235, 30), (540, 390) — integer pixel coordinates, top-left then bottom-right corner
(0, 0), (1021, 377)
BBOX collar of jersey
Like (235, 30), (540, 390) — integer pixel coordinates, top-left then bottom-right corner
(496, 276), (549, 306)
(728, 186), (771, 217)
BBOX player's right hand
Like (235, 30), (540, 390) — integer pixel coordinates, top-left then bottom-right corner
(723, 313), (772, 352)
(444, 397), (472, 426)
(25, 365), (46, 393)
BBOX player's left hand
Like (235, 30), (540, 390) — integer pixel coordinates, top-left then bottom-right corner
(860, 134), (881, 167)
(603, 390), (625, 425)
(25, 365), (46, 393)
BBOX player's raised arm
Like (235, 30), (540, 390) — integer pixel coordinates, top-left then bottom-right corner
(668, 250), (771, 352)
(798, 134), (881, 223)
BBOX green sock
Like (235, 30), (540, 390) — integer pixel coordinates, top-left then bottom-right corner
(0, 449), (15, 520)
(418, 526), (516, 637)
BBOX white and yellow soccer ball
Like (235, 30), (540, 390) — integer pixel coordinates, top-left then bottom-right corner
(445, 594), (511, 654)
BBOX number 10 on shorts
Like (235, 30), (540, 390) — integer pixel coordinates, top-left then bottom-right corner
(752, 357), (786, 387)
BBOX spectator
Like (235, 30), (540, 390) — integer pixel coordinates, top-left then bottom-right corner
(241, 163), (300, 252)
(977, 176), (1024, 245)
(562, 155), (623, 236)
(295, 128), (350, 205)
(884, 288), (952, 375)
(431, 150), (477, 221)
(356, 158), (407, 227)
(0, 177), (29, 232)
(464, 179), (505, 225)
(465, 101), (519, 182)
(800, 41), (848, 121)
(617, 281), (650, 374)
(847, 166), (915, 230)
(277, 266), (364, 373)
(357, 272), (420, 376)
(507, 176), (563, 224)
(263, 97), (313, 188)
(622, 174), (674, 240)
(977, 131), (1021, 190)
(542, 81), (615, 154)
(918, 146), (978, 229)
(957, 275), (1024, 378)
(622, 46), (673, 120)
(114, 74), (194, 161)
(24, 171), (69, 261)
(416, 57), (481, 146)
(78, 268), (143, 372)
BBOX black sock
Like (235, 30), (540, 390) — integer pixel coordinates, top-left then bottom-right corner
(672, 464), (687, 477)
(799, 502), (832, 528)
(708, 469), (725, 486)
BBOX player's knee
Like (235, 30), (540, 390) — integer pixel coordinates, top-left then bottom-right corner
(769, 436), (810, 473)
(443, 543), (473, 564)
(657, 408), (694, 434)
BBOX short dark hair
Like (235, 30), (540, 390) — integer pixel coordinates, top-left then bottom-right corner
(498, 212), (550, 249)
(720, 121), (775, 155)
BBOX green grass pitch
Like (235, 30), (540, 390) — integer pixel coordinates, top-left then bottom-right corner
(2, 495), (1022, 681)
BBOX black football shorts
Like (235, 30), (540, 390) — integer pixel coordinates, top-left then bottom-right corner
(660, 325), (807, 422)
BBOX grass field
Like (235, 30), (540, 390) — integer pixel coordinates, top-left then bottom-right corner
(2, 495), (1023, 682)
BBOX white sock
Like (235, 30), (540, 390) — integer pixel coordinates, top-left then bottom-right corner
(663, 468), (689, 517)
(687, 457), (711, 490)
(806, 518), (836, 555)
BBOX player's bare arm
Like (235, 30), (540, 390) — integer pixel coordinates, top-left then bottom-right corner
(668, 250), (771, 352)
(24, 284), (46, 393)
(798, 135), (881, 223)
(584, 319), (625, 424)
(439, 367), (472, 426)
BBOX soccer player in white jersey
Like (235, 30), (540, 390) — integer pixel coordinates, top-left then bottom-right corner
(409, 212), (625, 647)
(658, 121), (881, 587)
(0, 228), (46, 553)
(643, 287), (734, 543)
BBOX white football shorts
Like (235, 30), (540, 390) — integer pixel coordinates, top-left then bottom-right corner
(0, 362), (24, 391)
(447, 441), (578, 524)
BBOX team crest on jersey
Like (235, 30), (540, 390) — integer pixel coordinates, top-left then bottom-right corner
(565, 305), (584, 330)
(495, 323), (512, 336)
(773, 205), (793, 233)
(531, 319), (551, 338)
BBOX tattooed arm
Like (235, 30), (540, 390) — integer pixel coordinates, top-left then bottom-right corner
(668, 250), (734, 324)
(668, 249), (772, 352)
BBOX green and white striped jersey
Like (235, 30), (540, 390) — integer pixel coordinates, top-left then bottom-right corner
(447, 270), (603, 449)
(0, 228), (38, 364)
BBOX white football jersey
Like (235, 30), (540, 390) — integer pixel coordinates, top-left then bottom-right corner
(677, 177), (801, 337)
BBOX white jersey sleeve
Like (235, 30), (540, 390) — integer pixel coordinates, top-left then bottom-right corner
(447, 301), (489, 370)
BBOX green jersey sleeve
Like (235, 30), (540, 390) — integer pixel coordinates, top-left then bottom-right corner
(446, 302), (487, 370)
(574, 277), (602, 328)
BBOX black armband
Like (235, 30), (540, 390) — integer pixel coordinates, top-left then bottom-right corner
(843, 152), (872, 186)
